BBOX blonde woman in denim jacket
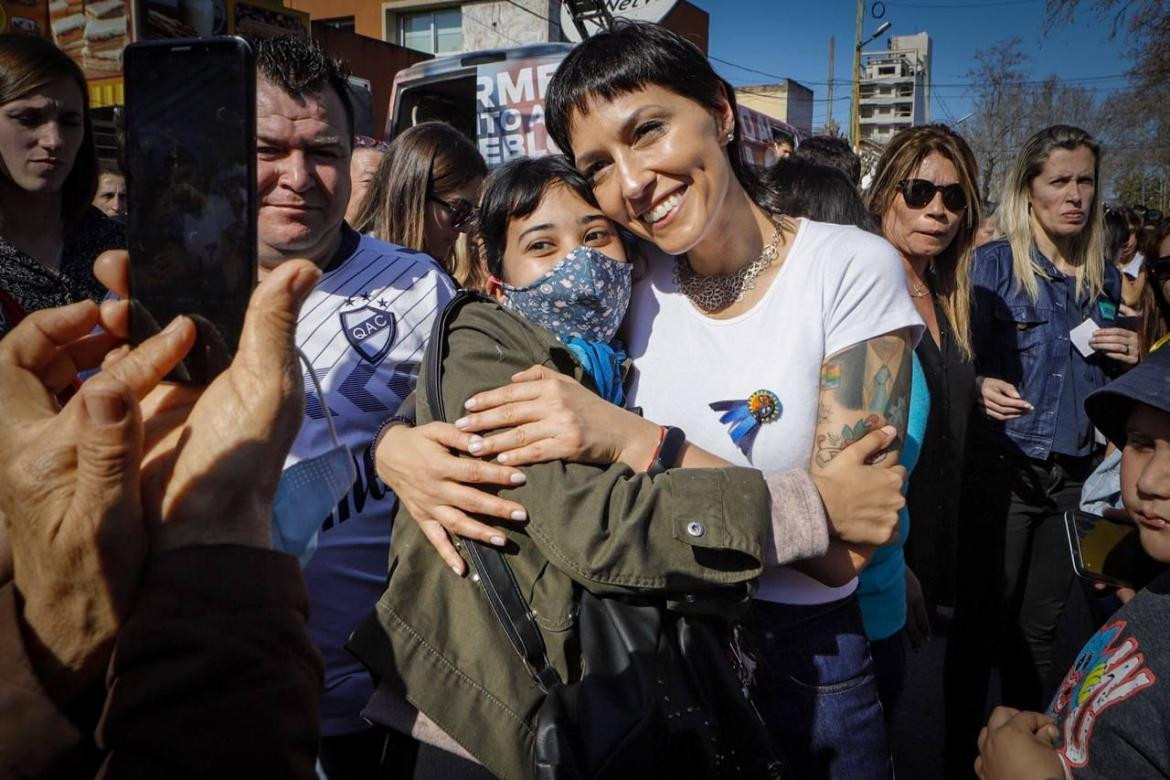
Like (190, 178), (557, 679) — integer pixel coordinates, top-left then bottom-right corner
(944, 125), (1138, 776)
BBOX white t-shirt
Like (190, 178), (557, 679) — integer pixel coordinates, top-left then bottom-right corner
(626, 218), (923, 605)
(291, 229), (455, 734)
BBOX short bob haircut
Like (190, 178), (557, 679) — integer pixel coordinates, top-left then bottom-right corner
(866, 124), (981, 359)
(545, 20), (784, 216)
(0, 33), (97, 227)
(478, 155), (618, 281)
(351, 121), (486, 265)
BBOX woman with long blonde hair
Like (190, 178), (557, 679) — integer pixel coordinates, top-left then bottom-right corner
(946, 124), (1138, 775)
(865, 123), (980, 720)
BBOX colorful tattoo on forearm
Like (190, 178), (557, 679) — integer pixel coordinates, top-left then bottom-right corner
(814, 333), (911, 466)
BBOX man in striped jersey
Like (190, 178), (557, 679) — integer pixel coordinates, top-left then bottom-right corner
(252, 37), (456, 774)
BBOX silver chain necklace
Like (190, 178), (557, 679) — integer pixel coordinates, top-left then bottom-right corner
(674, 218), (785, 313)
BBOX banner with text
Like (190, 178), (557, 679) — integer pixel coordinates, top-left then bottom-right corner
(475, 54), (562, 167)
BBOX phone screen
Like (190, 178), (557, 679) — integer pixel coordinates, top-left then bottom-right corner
(124, 38), (256, 384)
(1064, 510), (1160, 589)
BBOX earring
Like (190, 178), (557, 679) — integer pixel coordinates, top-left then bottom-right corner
(725, 132), (734, 142)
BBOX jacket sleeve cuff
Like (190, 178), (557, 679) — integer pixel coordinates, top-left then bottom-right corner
(130, 545), (310, 618)
(0, 582), (88, 778)
(98, 545), (321, 779)
(762, 469), (830, 565)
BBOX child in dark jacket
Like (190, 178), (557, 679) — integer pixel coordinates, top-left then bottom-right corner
(975, 344), (1170, 780)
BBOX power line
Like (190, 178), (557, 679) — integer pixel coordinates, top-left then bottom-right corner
(491, 3), (1135, 110)
(718, 58), (1130, 89)
(884, 0), (1041, 7)
(935, 90), (959, 125)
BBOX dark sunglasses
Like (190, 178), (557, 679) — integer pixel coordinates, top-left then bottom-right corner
(896, 179), (968, 212)
(431, 196), (478, 233)
(1151, 257), (1170, 281)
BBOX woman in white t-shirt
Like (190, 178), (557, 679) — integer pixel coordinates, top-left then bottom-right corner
(375, 22), (922, 779)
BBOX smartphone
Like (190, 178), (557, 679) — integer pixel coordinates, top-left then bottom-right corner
(124, 37), (257, 384)
(1115, 315), (1141, 332)
(1064, 510), (1161, 590)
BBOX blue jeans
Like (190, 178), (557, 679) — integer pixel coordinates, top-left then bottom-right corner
(747, 595), (892, 780)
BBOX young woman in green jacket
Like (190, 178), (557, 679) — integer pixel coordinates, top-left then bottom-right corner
(352, 155), (905, 779)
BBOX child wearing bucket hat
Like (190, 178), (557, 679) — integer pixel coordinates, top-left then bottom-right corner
(975, 347), (1170, 780)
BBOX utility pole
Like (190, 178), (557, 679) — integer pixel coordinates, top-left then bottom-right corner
(826, 35), (835, 132)
(852, 3), (892, 149)
(851, 0), (863, 149)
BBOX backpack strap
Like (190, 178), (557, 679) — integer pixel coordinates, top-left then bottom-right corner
(423, 291), (564, 694)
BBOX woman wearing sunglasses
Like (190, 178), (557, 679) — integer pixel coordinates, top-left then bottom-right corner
(351, 121), (486, 281)
(944, 125), (1137, 776)
(863, 125), (981, 721)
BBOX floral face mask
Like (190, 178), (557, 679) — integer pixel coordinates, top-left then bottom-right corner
(500, 246), (632, 345)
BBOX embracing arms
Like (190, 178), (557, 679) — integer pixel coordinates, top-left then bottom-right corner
(376, 357), (906, 576)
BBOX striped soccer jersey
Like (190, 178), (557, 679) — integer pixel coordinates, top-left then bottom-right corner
(291, 228), (454, 735)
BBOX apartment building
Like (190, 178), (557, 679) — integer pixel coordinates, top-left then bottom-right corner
(858, 32), (931, 145)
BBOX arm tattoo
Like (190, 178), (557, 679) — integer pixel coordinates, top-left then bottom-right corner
(814, 331), (912, 468)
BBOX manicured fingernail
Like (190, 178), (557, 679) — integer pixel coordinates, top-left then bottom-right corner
(455, 416), (471, 429)
(163, 316), (185, 335)
(498, 453), (509, 464)
(451, 565), (463, 576)
(84, 390), (127, 425)
(464, 397), (478, 410)
(510, 509), (527, 521)
(468, 437), (484, 454)
(490, 535), (506, 547)
(509, 472), (526, 485)
(880, 425), (896, 436)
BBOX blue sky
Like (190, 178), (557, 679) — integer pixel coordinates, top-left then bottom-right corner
(692, 0), (1131, 131)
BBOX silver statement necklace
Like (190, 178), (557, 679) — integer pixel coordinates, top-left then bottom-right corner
(674, 217), (785, 313)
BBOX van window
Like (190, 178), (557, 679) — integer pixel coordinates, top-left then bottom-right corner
(393, 75), (477, 140)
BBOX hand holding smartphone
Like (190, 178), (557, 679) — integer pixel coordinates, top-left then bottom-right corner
(124, 37), (257, 384)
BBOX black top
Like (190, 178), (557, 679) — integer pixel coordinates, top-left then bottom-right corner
(0, 207), (124, 337)
(904, 297), (976, 609)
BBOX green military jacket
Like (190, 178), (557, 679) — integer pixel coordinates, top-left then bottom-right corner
(349, 298), (774, 780)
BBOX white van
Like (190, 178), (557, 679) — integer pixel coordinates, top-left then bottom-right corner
(386, 42), (802, 169)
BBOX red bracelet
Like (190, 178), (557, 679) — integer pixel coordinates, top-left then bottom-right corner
(645, 425), (668, 472)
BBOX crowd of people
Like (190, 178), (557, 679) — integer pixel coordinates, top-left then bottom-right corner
(0, 20), (1168, 780)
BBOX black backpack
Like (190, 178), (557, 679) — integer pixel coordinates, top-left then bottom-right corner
(424, 292), (785, 780)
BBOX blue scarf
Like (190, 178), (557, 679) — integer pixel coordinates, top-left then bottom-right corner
(566, 337), (627, 406)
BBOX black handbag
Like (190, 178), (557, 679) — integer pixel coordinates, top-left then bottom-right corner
(424, 292), (785, 780)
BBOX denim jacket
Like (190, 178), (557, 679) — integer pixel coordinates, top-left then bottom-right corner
(970, 239), (1121, 460)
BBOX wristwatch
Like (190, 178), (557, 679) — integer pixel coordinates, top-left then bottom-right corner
(647, 426), (686, 477)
